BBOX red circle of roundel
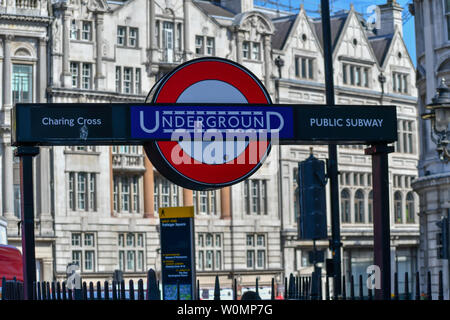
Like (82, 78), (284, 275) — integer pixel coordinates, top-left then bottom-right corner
(144, 57), (272, 190)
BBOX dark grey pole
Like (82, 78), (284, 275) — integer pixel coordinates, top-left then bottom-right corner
(320, 0), (342, 298)
(15, 146), (40, 300)
(365, 144), (394, 299)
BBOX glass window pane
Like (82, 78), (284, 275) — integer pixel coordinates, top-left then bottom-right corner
(12, 64), (33, 103)
(77, 173), (86, 210)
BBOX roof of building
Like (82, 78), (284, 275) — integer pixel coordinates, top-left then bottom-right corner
(193, 0), (236, 18)
(271, 15), (296, 50)
(369, 34), (394, 67)
(311, 13), (348, 50)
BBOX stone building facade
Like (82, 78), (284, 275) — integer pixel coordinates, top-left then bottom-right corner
(411, 0), (450, 299)
(1, 0), (419, 298)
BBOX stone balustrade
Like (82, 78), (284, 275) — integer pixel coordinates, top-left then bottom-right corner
(112, 153), (146, 172)
(0, 0), (48, 16)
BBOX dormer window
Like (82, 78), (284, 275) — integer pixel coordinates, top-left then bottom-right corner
(243, 41), (261, 61)
(295, 56), (314, 80)
(342, 63), (369, 88)
(392, 72), (408, 94)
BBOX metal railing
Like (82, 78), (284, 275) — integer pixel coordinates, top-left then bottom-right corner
(1, 270), (447, 300)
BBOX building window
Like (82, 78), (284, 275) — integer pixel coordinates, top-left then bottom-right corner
(70, 62), (79, 88)
(113, 175), (141, 214)
(117, 26), (139, 47)
(446, 0), (450, 40)
(68, 172), (96, 212)
(392, 72), (408, 94)
(155, 20), (160, 48)
(295, 56), (314, 80)
(252, 42), (261, 60)
(176, 23), (182, 51)
(71, 233), (96, 272)
(244, 180), (267, 215)
(115, 66), (141, 94)
(354, 189), (365, 223)
(394, 191), (402, 223)
(193, 190), (218, 215)
(123, 67), (132, 94)
(406, 192), (415, 223)
(242, 41), (261, 61)
(206, 37), (215, 55)
(117, 26), (126, 46)
(70, 20), (78, 40)
(70, 62), (92, 89)
(195, 36), (215, 56)
(14, 185), (21, 218)
(246, 234), (266, 269)
(243, 41), (249, 59)
(195, 36), (204, 55)
(129, 28), (138, 47)
(135, 68), (141, 94)
(197, 233), (222, 271)
(118, 233), (145, 272)
(115, 66), (121, 92)
(81, 21), (92, 41)
(368, 191), (373, 223)
(154, 175), (180, 214)
(341, 189), (351, 223)
(396, 120), (414, 154)
(162, 21), (174, 63)
(342, 63), (369, 87)
(77, 173), (87, 210)
(12, 64), (33, 104)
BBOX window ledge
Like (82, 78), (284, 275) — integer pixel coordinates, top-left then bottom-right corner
(70, 39), (94, 45)
(64, 150), (101, 156)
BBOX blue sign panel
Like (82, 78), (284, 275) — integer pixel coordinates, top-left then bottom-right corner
(130, 105), (294, 140)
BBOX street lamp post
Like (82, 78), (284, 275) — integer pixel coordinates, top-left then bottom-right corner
(422, 78), (450, 162)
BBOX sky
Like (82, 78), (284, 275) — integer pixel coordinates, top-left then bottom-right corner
(255, 0), (417, 65)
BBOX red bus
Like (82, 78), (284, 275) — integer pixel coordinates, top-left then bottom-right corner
(0, 245), (23, 293)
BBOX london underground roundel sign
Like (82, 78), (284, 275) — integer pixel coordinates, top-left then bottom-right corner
(144, 57), (272, 190)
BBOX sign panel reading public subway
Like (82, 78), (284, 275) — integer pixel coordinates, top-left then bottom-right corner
(12, 58), (397, 191)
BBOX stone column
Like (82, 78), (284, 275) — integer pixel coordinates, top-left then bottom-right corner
(36, 147), (53, 236)
(38, 37), (47, 102)
(2, 35), (14, 218)
(95, 13), (105, 90)
(110, 147), (115, 216)
(236, 31), (244, 64)
(2, 142), (14, 218)
(183, 0), (192, 59)
(220, 187), (231, 219)
(62, 6), (72, 87)
(183, 189), (193, 206)
(143, 156), (155, 218)
(149, 0), (156, 50)
(263, 35), (272, 92)
(2, 35), (13, 117)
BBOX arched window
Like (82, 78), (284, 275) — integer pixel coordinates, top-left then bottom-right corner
(368, 191), (373, 223)
(406, 192), (415, 223)
(341, 189), (351, 223)
(354, 189), (365, 223)
(394, 191), (402, 223)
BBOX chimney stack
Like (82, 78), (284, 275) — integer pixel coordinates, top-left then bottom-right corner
(220, 0), (253, 14)
(377, 0), (403, 36)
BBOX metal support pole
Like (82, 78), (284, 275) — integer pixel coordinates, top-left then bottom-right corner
(15, 146), (40, 300)
(320, 0), (341, 297)
(365, 143), (394, 300)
